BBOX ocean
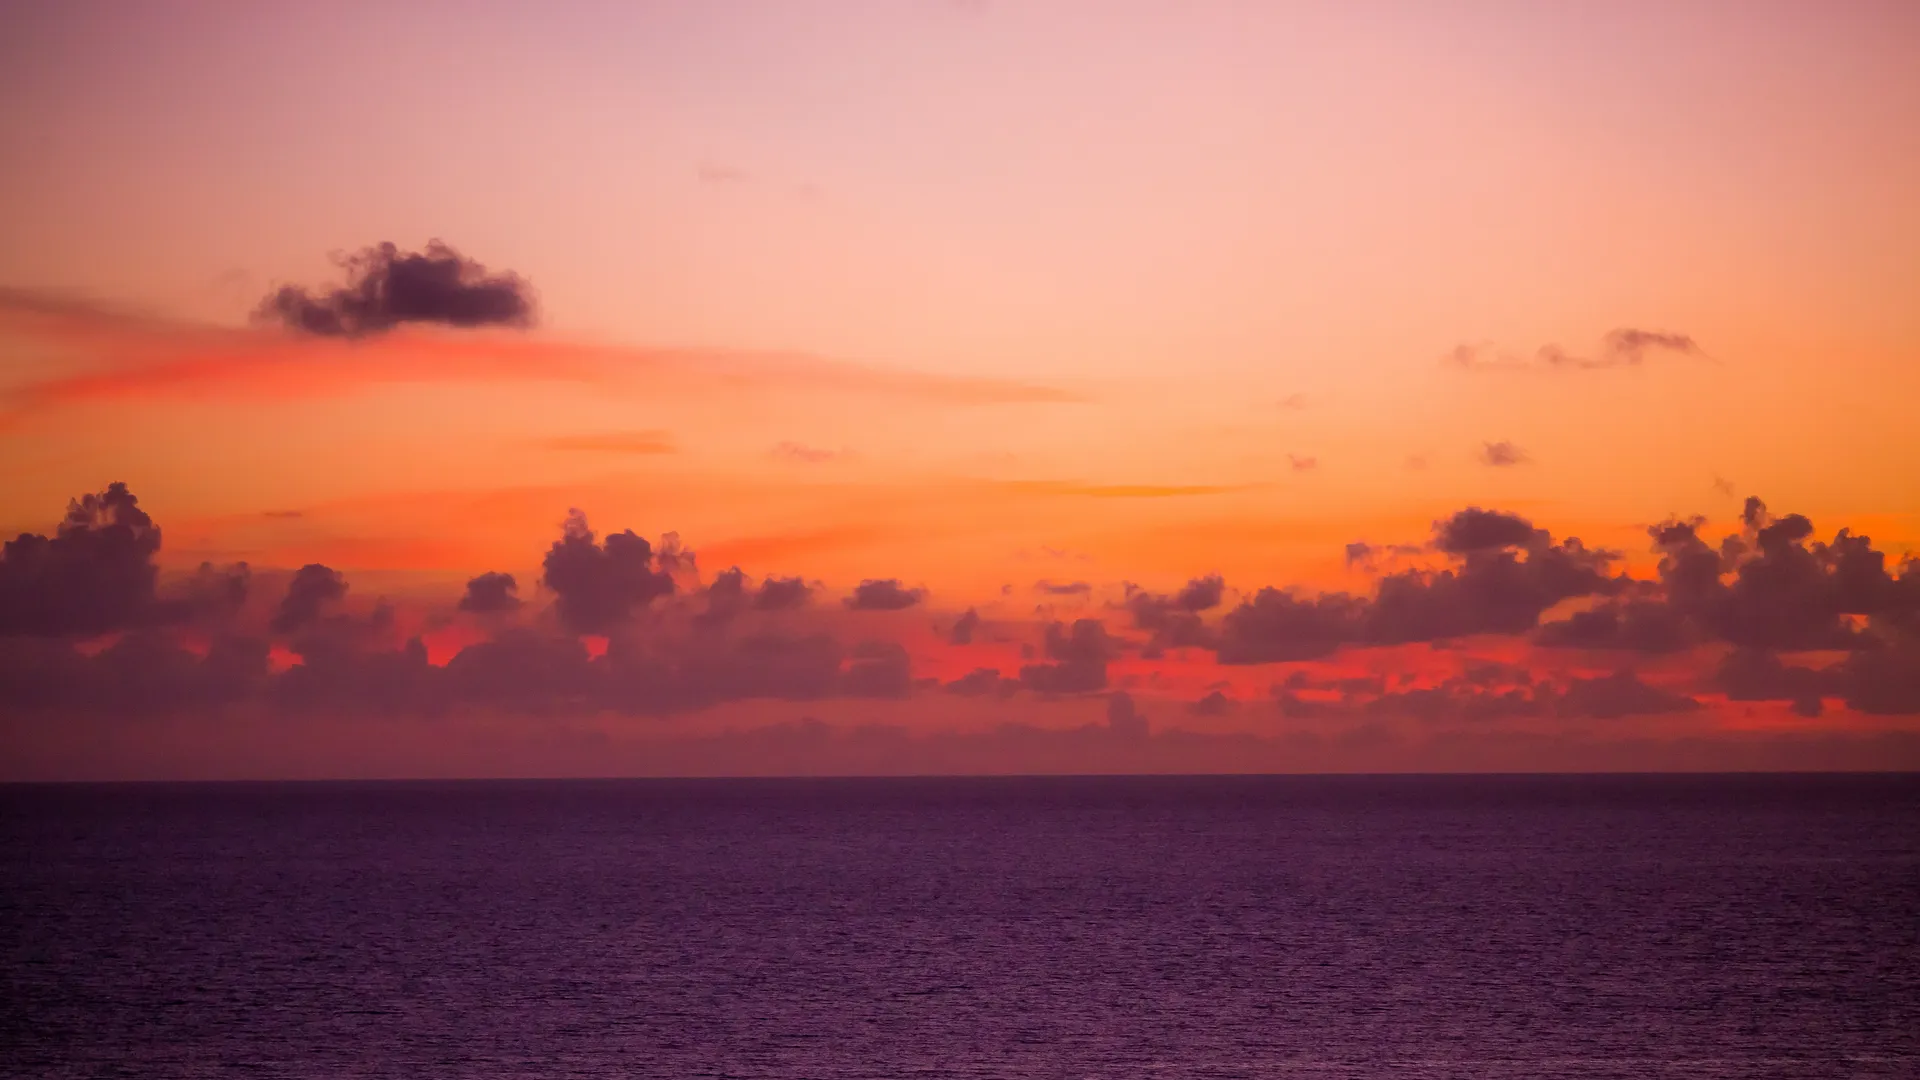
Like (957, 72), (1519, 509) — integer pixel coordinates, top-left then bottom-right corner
(3, 774), (1916, 1078)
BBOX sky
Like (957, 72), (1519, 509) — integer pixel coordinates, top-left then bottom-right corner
(2, 0), (1918, 779)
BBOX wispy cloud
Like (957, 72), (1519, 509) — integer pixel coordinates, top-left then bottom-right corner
(1480, 441), (1529, 467)
(1447, 328), (1708, 373)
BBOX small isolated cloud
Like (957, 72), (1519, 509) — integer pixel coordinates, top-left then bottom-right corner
(537, 431), (676, 455)
(697, 161), (752, 185)
(255, 241), (535, 337)
(1448, 328), (1707, 373)
(1480, 441), (1529, 467)
(1277, 393), (1308, 411)
(770, 441), (849, 464)
(1712, 475), (1737, 497)
(1034, 580), (1092, 596)
(262, 510), (305, 520)
(845, 579), (924, 611)
(1288, 454), (1318, 472)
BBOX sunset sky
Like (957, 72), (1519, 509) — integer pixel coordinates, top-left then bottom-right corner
(2, 0), (1917, 778)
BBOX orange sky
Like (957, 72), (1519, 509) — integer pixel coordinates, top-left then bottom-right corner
(1, 1), (1917, 779)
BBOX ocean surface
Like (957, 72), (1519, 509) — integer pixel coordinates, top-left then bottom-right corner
(2, 775), (1916, 1079)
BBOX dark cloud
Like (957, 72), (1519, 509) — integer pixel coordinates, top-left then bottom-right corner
(1019, 619), (1114, 694)
(255, 241), (535, 337)
(1190, 689), (1235, 716)
(846, 579), (924, 611)
(1552, 670), (1702, 720)
(269, 564), (347, 635)
(458, 572), (522, 614)
(1366, 531), (1620, 644)
(1480, 441), (1529, 467)
(1433, 508), (1545, 554)
(949, 607), (981, 645)
(1535, 599), (1688, 653)
(945, 667), (1014, 697)
(755, 576), (812, 611)
(156, 561), (251, 625)
(1216, 589), (1364, 664)
(540, 511), (676, 635)
(1716, 648), (1835, 717)
(1126, 575), (1226, 652)
(1618, 498), (1920, 653)
(1034, 580), (1092, 596)
(0, 482), (161, 637)
(699, 569), (811, 625)
(841, 642), (914, 699)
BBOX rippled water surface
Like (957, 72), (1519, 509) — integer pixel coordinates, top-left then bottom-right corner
(4, 775), (1917, 1078)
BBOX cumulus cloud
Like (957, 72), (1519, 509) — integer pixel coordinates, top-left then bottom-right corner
(0, 482), (161, 637)
(846, 579), (924, 611)
(269, 564), (347, 635)
(1019, 619), (1114, 694)
(1126, 575), (1226, 652)
(540, 510), (676, 634)
(949, 607), (981, 645)
(255, 241), (535, 337)
(458, 572), (523, 614)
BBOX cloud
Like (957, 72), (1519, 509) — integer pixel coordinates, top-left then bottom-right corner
(1106, 691), (1148, 737)
(846, 579), (924, 611)
(0, 483), (161, 637)
(1190, 689), (1235, 716)
(540, 510), (676, 634)
(1126, 575), (1225, 652)
(1288, 454), (1318, 472)
(1544, 498), (1920, 655)
(270, 564), (347, 634)
(1448, 328), (1707, 372)
(841, 641), (913, 698)
(944, 666), (1014, 697)
(5, 483), (1918, 748)
(458, 572), (523, 614)
(1277, 393), (1308, 411)
(699, 568), (813, 625)
(1480, 441), (1529, 467)
(255, 241), (536, 337)
(771, 441), (848, 464)
(1019, 619), (1115, 694)
(1433, 507), (1546, 554)
(696, 161), (752, 185)
(1034, 580), (1092, 596)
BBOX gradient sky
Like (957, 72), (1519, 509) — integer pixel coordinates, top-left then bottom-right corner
(2, 0), (1917, 779)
